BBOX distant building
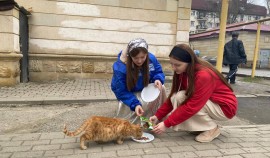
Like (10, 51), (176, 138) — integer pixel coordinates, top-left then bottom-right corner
(189, 23), (270, 68)
(190, 0), (268, 34)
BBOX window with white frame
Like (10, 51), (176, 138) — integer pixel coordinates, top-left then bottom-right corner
(207, 22), (212, 28)
(240, 15), (244, 21)
(191, 21), (195, 27)
(191, 10), (195, 16)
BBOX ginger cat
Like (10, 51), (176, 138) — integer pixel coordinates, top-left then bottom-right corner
(63, 116), (143, 150)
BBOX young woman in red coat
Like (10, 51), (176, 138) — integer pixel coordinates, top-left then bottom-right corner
(150, 44), (237, 142)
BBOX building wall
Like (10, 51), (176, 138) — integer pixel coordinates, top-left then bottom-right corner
(8, 0), (191, 82)
(190, 10), (266, 34)
(190, 31), (270, 68)
(0, 8), (22, 86)
(190, 10), (220, 34)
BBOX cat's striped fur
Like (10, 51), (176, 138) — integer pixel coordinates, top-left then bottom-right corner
(63, 116), (142, 150)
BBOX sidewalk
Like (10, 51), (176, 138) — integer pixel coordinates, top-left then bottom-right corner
(1, 78), (270, 105)
(222, 67), (270, 78)
(0, 79), (116, 105)
(0, 68), (270, 157)
(0, 68), (270, 105)
(0, 125), (270, 158)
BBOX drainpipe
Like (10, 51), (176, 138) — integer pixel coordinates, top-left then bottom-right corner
(216, 0), (229, 72)
(251, 22), (261, 78)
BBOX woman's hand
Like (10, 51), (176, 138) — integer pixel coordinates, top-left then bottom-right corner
(152, 122), (167, 134)
(149, 115), (159, 124)
(154, 80), (162, 91)
(135, 105), (144, 116)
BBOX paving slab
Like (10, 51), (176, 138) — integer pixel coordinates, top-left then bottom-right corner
(0, 125), (269, 157)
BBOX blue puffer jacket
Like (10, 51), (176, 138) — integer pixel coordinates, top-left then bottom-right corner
(111, 51), (165, 111)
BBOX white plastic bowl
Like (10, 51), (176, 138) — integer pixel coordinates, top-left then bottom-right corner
(141, 83), (160, 102)
(131, 132), (155, 143)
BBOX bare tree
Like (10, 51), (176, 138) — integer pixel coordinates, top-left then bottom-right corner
(204, 0), (256, 24)
(224, 0), (255, 24)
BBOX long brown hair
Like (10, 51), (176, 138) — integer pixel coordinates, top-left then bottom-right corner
(126, 47), (149, 91)
(168, 44), (233, 103)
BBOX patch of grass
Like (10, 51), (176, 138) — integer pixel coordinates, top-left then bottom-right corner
(241, 76), (263, 83)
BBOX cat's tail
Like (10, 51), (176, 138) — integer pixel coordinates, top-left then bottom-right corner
(63, 122), (88, 137)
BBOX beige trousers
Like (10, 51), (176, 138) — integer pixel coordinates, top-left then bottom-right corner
(115, 86), (167, 124)
(170, 90), (229, 131)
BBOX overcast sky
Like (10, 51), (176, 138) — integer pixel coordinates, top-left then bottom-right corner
(253, 0), (266, 7)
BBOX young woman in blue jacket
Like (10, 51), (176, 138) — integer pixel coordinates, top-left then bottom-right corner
(111, 38), (166, 123)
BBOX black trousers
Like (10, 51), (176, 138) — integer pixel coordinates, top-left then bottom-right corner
(226, 64), (238, 83)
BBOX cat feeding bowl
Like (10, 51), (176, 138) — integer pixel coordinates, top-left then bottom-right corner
(131, 132), (155, 143)
(141, 83), (160, 102)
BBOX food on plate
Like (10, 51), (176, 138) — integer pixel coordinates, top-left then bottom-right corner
(140, 116), (154, 130)
(131, 132), (155, 143)
(137, 136), (149, 141)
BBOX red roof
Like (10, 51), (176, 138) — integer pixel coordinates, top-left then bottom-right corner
(190, 23), (270, 39)
(191, 0), (267, 16)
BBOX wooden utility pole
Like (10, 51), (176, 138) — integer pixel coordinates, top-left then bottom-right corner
(251, 22), (261, 78)
(216, 0), (229, 72)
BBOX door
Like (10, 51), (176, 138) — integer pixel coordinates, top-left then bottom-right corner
(19, 9), (29, 82)
(259, 50), (270, 69)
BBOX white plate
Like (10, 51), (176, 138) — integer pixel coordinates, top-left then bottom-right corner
(141, 83), (160, 102)
(131, 132), (155, 143)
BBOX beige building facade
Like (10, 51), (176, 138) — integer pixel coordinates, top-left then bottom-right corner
(0, 0), (192, 86)
(0, 7), (22, 86)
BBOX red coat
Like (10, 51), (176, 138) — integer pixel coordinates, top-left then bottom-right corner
(155, 68), (238, 128)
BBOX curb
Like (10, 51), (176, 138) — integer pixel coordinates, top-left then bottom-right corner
(0, 98), (117, 106)
(222, 72), (270, 80)
(236, 94), (270, 97)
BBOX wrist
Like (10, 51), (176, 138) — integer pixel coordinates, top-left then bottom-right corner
(155, 79), (160, 83)
(135, 104), (142, 110)
(163, 120), (171, 128)
(131, 102), (141, 111)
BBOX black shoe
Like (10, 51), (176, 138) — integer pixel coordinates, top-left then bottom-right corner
(230, 82), (236, 84)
